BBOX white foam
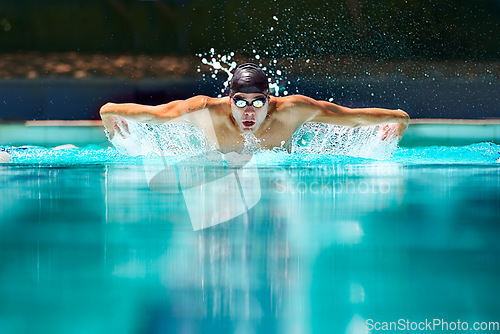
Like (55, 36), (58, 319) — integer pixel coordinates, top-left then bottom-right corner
(109, 121), (214, 157)
(0, 151), (12, 163)
(290, 123), (398, 159)
(107, 120), (398, 160)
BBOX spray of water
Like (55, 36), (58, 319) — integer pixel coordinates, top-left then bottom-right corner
(104, 8), (402, 160)
(107, 117), (398, 160)
(197, 48), (288, 97)
(192, 43), (400, 159)
(108, 121), (215, 157)
(291, 123), (398, 159)
(241, 132), (262, 152)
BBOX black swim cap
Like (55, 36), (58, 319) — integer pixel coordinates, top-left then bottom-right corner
(229, 63), (269, 95)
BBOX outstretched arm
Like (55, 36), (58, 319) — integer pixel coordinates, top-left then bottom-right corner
(281, 95), (410, 139)
(100, 95), (211, 139)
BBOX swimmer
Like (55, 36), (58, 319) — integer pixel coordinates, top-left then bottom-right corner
(100, 63), (409, 153)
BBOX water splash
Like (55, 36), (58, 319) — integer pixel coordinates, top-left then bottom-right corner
(291, 123), (398, 159)
(193, 47), (401, 160)
(3, 142), (500, 166)
(196, 49), (289, 97)
(198, 48), (238, 96)
(241, 132), (262, 152)
(104, 118), (398, 160)
(109, 121), (215, 157)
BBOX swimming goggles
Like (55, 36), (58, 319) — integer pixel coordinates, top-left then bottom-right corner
(232, 96), (268, 108)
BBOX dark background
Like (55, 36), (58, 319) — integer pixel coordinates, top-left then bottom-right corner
(2, 0), (499, 59)
(0, 0), (499, 120)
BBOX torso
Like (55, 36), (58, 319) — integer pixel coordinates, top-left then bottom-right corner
(195, 97), (307, 153)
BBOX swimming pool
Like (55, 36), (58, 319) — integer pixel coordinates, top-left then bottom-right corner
(1, 122), (499, 333)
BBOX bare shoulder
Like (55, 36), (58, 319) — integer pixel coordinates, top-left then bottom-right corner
(151, 95), (226, 118)
(204, 96), (229, 107)
(265, 95), (322, 126)
(206, 96), (230, 116)
(272, 95), (325, 117)
(182, 95), (214, 112)
(273, 95), (322, 111)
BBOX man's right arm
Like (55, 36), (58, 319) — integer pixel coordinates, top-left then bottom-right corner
(100, 95), (211, 138)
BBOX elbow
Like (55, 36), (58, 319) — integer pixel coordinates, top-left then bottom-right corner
(99, 103), (109, 115)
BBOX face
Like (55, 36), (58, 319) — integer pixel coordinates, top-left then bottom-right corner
(230, 92), (269, 133)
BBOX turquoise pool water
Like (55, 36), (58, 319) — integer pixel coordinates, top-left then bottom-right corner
(1, 140), (500, 333)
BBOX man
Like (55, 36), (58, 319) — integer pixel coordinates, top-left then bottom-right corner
(100, 63), (409, 153)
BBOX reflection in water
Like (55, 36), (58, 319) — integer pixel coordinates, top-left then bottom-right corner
(142, 150), (260, 231)
(0, 164), (499, 333)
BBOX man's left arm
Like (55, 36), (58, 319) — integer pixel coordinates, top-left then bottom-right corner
(286, 96), (410, 140)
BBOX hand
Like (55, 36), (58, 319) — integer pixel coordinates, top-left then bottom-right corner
(102, 115), (130, 140)
(378, 122), (407, 141)
(113, 117), (130, 138)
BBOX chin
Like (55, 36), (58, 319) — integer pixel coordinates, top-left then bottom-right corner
(240, 122), (257, 133)
(241, 127), (254, 133)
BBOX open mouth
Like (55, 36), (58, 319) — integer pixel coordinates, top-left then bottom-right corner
(242, 120), (255, 128)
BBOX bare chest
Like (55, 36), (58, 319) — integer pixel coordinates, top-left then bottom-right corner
(211, 118), (296, 152)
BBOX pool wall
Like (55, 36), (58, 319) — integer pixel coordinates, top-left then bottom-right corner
(0, 77), (499, 121)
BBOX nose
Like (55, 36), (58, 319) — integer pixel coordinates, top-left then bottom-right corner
(244, 107), (255, 115)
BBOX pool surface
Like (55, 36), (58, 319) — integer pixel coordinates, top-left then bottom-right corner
(1, 125), (500, 333)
